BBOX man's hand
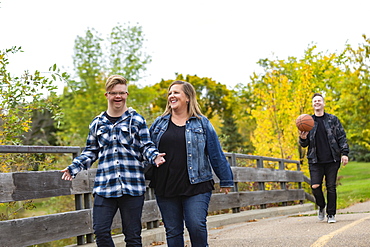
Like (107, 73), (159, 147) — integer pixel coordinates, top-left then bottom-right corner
(341, 155), (349, 166)
(60, 168), (73, 181)
(299, 130), (309, 139)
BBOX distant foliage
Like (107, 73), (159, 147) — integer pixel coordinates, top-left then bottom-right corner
(0, 47), (68, 172)
(248, 35), (370, 170)
(58, 23), (152, 145)
(0, 47), (66, 145)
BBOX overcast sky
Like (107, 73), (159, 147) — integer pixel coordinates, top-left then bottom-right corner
(1, 0), (369, 91)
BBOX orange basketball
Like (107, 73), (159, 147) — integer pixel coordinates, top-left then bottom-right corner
(296, 114), (314, 132)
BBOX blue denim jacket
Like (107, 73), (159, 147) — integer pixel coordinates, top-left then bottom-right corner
(149, 114), (234, 187)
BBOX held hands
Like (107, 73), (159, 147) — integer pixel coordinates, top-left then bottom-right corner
(154, 153), (166, 167)
(60, 168), (73, 181)
(299, 130), (309, 139)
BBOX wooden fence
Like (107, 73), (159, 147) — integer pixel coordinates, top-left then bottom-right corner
(0, 145), (314, 246)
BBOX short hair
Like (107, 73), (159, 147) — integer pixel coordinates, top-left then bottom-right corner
(312, 93), (324, 101)
(162, 80), (203, 118)
(105, 75), (128, 91)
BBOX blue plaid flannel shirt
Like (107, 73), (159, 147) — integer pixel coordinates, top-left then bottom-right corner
(68, 108), (159, 197)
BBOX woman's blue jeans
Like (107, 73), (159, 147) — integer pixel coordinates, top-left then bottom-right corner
(156, 192), (212, 247)
(93, 194), (144, 247)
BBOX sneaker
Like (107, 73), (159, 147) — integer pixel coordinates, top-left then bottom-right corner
(318, 207), (325, 221)
(327, 215), (336, 223)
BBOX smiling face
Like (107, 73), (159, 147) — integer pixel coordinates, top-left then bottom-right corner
(312, 95), (325, 113)
(105, 84), (128, 113)
(168, 84), (189, 112)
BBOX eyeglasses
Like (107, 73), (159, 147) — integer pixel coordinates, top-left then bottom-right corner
(107, 91), (128, 96)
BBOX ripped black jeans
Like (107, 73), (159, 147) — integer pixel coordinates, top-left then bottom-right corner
(309, 161), (340, 216)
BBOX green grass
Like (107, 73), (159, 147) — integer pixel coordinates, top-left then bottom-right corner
(337, 161), (370, 209)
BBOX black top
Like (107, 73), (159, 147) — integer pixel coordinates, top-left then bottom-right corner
(315, 115), (333, 163)
(104, 112), (120, 124)
(150, 120), (214, 197)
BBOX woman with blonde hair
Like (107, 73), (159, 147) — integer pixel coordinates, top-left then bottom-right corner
(148, 80), (234, 247)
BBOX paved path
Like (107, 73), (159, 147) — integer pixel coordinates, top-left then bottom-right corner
(206, 201), (370, 247)
(71, 201), (369, 246)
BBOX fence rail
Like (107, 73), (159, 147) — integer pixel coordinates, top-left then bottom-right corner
(0, 145), (313, 246)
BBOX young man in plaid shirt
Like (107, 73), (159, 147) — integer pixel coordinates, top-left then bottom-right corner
(61, 75), (166, 247)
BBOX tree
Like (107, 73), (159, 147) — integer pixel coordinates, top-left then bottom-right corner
(337, 35), (370, 153)
(149, 74), (249, 153)
(231, 83), (256, 154)
(0, 47), (65, 146)
(108, 23), (152, 81)
(220, 106), (244, 152)
(249, 45), (346, 170)
(219, 84), (255, 154)
(150, 74), (230, 119)
(58, 23), (152, 145)
(0, 47), (67, 172)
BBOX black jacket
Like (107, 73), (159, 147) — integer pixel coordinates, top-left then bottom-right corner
(299, 112), (349, 164)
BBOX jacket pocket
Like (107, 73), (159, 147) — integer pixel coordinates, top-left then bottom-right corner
(193, 127), (205, 143)
(97, 126), (110, 147)
(118, 126), (133, 146)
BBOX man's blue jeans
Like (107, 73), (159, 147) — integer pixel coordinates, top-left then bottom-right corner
(156, 192), (212, 247)
(309, 162), (340, 216)
(93, 194), (144, 247)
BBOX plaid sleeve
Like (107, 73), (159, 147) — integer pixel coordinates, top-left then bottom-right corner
(137, 117), (159, 164)
(68, 119), (100, 177)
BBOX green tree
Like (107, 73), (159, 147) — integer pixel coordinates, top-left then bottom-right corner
(1, 47), (65, 146)
(108, 23), (152, 81)
(150, 74), (230, 120)
(1, 47), (67, 173)
(220, 106), (244, 152)
(58, 23), (152, 145)
(149, 74), (249, 153)
(231, 83), (256, 154)
(337, 35), (370, 152)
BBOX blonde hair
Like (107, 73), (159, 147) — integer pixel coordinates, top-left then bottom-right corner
(105, 75), (128, 91)
(162, 80), (203, 118)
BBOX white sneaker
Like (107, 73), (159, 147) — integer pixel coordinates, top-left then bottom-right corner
(318, 207), (325, 221)
(327, 215), (336, 223)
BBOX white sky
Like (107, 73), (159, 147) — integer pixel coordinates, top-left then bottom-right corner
(1, 0), (369, 91)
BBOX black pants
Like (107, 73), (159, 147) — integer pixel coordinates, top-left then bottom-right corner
(309, 161), (340, 216)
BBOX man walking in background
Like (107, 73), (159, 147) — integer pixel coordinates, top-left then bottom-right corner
(299, 93), (349, 223)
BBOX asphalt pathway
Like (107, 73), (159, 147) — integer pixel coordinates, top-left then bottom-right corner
(71, 201), (369, 246)
(207, 201), (370, 247)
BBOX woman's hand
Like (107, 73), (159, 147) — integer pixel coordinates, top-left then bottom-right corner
(154, 153), (166, 167)
(220, 187), (233, 194)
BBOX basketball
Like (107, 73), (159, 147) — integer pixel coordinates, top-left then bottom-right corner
(296, 114), (314, 132)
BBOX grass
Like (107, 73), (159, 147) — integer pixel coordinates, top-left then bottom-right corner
(336, 161), (370, 209)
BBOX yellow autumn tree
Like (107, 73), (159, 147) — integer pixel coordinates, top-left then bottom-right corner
(249, 45), (346, 172)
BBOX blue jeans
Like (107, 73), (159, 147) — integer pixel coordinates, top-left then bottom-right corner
(309, 162), (340, 216)
(156, 192), (212, 247)
(93, 194), (144, 247)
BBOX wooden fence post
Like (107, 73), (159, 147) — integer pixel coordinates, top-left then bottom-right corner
(256, 157), (266, 209)
(279, 160), (287, 206)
